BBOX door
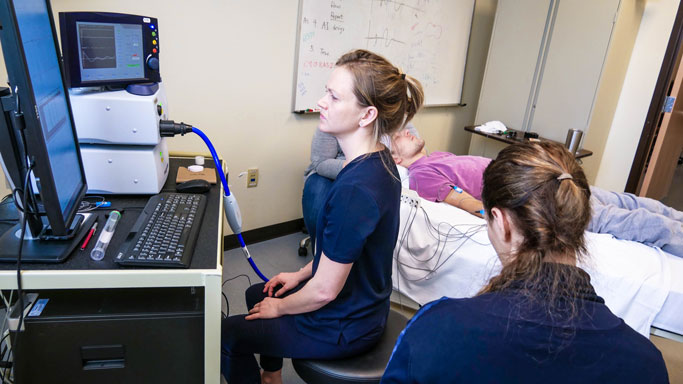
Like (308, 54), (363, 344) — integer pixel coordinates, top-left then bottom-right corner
(639, 44), (683, 199)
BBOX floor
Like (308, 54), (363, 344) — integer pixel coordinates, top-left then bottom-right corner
(221, 232), (683, 383)
(221, 232), (311, 384)
(652, 335), (683, 383)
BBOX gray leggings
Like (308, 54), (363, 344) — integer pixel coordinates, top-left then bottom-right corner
(588, 186), (683, 257)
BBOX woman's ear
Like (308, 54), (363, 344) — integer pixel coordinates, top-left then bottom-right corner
(359, 106), (378, 128)
(491, 207), (512, 243)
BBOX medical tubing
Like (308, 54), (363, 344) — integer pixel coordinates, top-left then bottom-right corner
(239, 234), (269, 282)
(190, 127), (230, 196)
(190, 126), (269, 282)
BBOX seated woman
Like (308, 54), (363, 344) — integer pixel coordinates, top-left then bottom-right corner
(382, 142), (668, 383)
(221, 49), (424, 384)
(302, 122), (419, 250)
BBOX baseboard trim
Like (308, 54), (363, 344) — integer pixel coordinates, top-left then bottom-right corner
(224, 218), (305, 251)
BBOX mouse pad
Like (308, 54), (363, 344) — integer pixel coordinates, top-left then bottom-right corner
(176, 167), (217, 184)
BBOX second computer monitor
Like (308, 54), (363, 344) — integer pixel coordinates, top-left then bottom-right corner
(0, 0), (87, 237)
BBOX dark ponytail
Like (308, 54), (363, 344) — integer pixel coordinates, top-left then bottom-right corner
(479, 142), (592, 319)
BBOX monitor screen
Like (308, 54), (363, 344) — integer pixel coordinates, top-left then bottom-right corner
(76, 21), (145, 83)
(14, 0), (84, 220)
(59, 12), (161, 88)
(0, 0), (87, 238)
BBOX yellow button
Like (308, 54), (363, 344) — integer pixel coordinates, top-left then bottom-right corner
(153, 40), (157, 45)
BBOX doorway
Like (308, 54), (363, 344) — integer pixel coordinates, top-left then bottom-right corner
(626, 0), (683, 211)
(660, 154), (683, 210)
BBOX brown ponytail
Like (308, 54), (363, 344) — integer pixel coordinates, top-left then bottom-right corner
(479, 142), (592, 318)
(335, 49), (424, 141)
(404, 74), (424, 124)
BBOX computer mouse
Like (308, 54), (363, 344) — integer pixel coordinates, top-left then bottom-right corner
(176, 179), (211, 194)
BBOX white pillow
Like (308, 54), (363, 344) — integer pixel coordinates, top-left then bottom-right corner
(397, 165), (410, 188)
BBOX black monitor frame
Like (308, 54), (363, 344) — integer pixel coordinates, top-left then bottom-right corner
(59, 12), (161, 88)
(0, 0), (87, 238)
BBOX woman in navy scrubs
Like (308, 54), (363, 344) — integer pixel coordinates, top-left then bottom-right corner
(221, 49), (424, 384)
(382, 142), (668, 383)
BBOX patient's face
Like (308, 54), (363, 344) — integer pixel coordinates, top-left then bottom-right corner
(391, 129), (425, 161)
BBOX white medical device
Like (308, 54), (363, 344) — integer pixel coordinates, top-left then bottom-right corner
(59, 12), (168, 194)
(69, 85), (170, 194)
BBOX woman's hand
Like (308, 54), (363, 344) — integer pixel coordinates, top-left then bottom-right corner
(245, 297), (281, 320)
(263, 271), (304, 297)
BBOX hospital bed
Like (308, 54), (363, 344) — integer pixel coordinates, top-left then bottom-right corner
(391, 188), (683, 341)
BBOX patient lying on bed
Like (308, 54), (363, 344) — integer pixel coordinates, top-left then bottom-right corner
(390, 128), (683, 257)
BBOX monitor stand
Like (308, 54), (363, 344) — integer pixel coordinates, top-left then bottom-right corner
(0, 214), (94, 263)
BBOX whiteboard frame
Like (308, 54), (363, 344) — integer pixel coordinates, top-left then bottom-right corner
(291, 0), (476, 112)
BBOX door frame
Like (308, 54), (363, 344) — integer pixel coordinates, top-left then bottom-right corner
(625, 0), (683, 194)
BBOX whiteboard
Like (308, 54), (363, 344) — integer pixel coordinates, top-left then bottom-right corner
(293, 0), (475, 111)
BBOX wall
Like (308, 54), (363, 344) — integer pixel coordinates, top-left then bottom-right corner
(467, 0), (680, 192)
(468, 0), (647, 166)
(0, 0), (498, 231)
(593, 0), (680, 191)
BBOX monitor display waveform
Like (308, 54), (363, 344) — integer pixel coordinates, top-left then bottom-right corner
(76, 21), (144, 82)
(78, 24), (116, 69)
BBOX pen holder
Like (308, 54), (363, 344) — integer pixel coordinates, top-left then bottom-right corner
(90, 211), (121, 261)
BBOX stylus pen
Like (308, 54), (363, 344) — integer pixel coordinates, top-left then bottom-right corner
(80, 222), (98, 250)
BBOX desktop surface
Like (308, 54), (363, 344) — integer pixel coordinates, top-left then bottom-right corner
(0, 157), (220, 271)
(0, 156), (224, 384)
(464, 126), (593, 159)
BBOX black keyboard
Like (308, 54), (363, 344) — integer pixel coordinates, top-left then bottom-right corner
(115, 192), (207, 268)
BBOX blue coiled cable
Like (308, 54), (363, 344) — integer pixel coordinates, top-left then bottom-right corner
(191, 127), (269, 282)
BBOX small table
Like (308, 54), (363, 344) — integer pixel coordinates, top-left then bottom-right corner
(0, 156), (224, 383)
(465, 126), (593, 159)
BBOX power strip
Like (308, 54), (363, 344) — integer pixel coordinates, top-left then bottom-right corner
(400, 188), (421, 209)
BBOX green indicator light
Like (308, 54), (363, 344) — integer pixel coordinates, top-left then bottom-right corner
(127, 64), (141, 67)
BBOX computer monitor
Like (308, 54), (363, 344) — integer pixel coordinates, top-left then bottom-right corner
(0, 0), (90, 262)
(59, 12), (161, 88)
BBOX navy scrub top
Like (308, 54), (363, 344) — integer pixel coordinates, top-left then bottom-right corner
(296, 149), (401, 344)
(381, 264), (669, 383)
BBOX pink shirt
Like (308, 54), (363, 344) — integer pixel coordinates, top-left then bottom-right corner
(408, 152), (491, 202)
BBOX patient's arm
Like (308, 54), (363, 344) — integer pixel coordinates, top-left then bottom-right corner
(443, 188), (484, 218)
(310, 129), (344, 179)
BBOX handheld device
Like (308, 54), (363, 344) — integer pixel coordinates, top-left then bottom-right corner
(159, 120), (269, 281)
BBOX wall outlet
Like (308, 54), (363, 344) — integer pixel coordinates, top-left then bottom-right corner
(247, 168), (258, 188)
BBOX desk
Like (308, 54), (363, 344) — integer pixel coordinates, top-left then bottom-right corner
(464, 126), (593, 159)
(0, 156), (223, 383)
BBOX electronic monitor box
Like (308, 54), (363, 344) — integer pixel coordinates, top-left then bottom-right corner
(60, 12), (161, 88)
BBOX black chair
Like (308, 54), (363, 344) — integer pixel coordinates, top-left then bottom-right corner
(292, 309), (409, 384)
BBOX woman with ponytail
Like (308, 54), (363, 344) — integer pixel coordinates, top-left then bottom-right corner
(222, 50), (423, 384)
(382, 142), (668, 383)
(302, 55), (423, 251)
